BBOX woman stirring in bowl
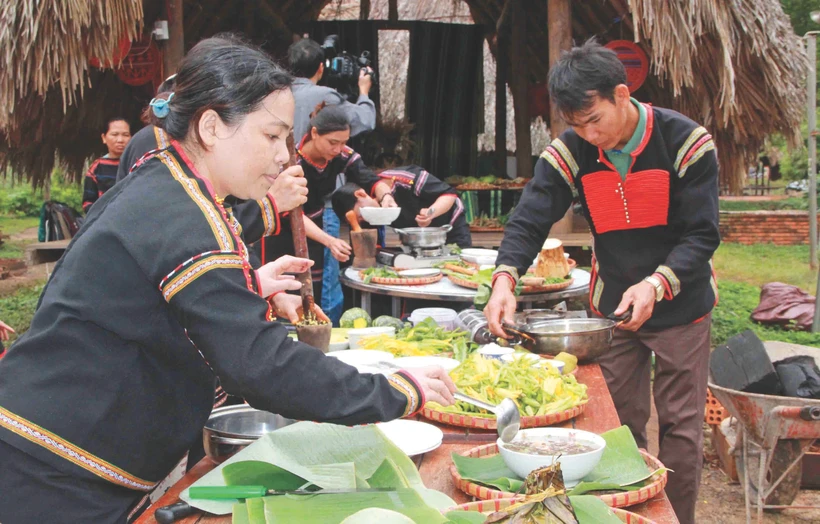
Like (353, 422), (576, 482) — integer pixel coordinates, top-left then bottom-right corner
(0, 35), (455, 523)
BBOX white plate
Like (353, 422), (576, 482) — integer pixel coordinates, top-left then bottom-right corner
(376, 419), (444, 457)
(393, 356), (462, 372)
(360, 207), (402, 226)
(327, 350), (394, 371)
(397, 268), (441, 278)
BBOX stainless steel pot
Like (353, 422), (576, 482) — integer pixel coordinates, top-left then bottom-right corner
(502, 316), (628, 362)
(393, 225), (452, 249)
(202, 405), (294, 463)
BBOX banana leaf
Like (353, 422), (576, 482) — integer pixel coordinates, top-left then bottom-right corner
(263, 489), (448, 523)
(367, 458), (410, 488)
(223, 461), (308, 490)
(232, 503), (249, 524)
(246, 498), (265, 524)
(183, 422), (455, 515)
(569, 495), (622, 524)
(341, 508), (416, 523)
(444, 510), (488, 524)
(451, 426), (659, 497)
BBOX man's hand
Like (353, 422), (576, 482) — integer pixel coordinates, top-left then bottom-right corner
(358, 68), (373, 96)
(271, 293), (330, 324)
(484, 278), (517, 338)
(270, 165), (308, 212)
(402, 366), (457, 407)
(415, 208), (434, 227)
(380, 194), (398, 208)
(614, 281), (656, 331)
(256, 256), (313, 297)
(328, 238), (352, 262)
(0, 320), (15, 342)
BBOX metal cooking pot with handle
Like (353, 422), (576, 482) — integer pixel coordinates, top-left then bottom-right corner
(393, 225), (452, 248)
(501, 312), (630, 362)
(203, 405), (295, 463)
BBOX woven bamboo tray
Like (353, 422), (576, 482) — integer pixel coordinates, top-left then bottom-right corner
(359, 272), (443, 286)
(449, 443), (668, 509)
(422, 402), (586, 431)
(446, 498), (657, 523)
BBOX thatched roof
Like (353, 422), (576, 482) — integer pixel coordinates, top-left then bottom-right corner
(0, 0), (807, 193)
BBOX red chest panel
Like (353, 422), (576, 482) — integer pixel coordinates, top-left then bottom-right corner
(581, 169), (670, 234)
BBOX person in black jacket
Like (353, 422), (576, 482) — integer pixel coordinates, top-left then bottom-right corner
(0, 35), (455, 524)
(484, 40), (719, 524)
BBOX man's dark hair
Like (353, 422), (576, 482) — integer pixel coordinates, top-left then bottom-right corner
(547, 39), (627, 117)
(331, 183), (362, 222)
(309, 105), (350, 136)
(288, 39), (324, 78)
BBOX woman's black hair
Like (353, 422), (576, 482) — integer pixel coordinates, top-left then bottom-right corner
(288, 39), (325, 79)
(103, 117), (130, 134)
(547, 38), (627, 118)
(308, 104), (350, 136)
(149, 34), (293, 147)
(331, 183), (362, 222)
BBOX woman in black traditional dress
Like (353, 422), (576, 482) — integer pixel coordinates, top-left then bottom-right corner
(0, 35), (455, 524)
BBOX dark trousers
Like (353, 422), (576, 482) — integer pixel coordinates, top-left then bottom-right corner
(0, 439), (147, 523)
(597, 315), (711, 524)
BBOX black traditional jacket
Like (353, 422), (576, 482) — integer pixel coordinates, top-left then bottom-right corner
(82, 157), (120, 213)
(0, 142), (423, 493)
(495, 105), (720, 328)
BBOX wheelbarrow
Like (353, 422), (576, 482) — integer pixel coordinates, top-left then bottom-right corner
(708, 342), (820, 523)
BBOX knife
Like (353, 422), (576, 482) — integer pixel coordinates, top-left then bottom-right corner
(189, 485), (398, 500)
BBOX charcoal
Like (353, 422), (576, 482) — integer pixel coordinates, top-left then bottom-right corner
(710, 330), (782, 395)
(774, 355), (820, 399)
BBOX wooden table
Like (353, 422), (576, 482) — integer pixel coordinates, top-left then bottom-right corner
(136, 365), (678, 524)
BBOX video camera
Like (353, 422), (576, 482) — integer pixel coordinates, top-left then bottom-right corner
(321, 35), (378, 101)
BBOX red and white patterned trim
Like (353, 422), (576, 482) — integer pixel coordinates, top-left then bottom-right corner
(160, 251), (245, 302)
(387, 371), (423, 417)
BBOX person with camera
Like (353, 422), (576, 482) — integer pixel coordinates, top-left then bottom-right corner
(288, 38), (376, 142)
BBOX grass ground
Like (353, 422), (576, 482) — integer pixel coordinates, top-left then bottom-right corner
(713, 243), (817, 292)
(0, 216), (39, 259)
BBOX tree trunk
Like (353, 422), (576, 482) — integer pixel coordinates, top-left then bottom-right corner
(163, 0), (185, 76)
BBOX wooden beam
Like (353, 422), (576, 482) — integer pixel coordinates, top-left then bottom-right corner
(388, 0), (398, 22)
(547, 0), (574, 235)
(510, 0), (532, 180)
(163, 0), (185, 76)
(360, 0), (370, 20)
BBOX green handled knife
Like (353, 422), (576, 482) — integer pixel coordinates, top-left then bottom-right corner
(189, 485), (397, 500)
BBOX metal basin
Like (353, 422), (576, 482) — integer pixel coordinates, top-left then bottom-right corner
(203, 405), (295, 463)
(503, 318), (619, 362)
(393, 225), (452, 249)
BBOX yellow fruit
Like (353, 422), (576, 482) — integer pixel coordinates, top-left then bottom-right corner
(352, 318), (368, 329)
(554, 351), (578, 374)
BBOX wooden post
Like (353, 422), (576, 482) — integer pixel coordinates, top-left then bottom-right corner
(509, 0), (532, 180)
(547, 0), (574, 234)
(360, 0), (370, 20)
(495, 36), (508, 176)
(163, 0), (185, 76)
(388, 0), (398, 22)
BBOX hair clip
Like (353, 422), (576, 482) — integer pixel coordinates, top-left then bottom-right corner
(150, 93), (174, 118)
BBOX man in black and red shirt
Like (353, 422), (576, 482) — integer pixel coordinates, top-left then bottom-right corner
(485, 41), (719, 524)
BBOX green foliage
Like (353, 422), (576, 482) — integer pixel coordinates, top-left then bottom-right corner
(0, 284), (43, 345)
(712, 280), (820, 347)
(718, 196), (819, 211)
(0, 171), (83, 217)
(780, 0), (820, 37)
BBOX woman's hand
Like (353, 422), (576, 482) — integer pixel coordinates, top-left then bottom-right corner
(256, 256), (313, 297)
(0, 320), (15, 342)
(270, 165), (308, 212)
(328, 238), (352, 262)
(271, 293), (330, 324)
(402, 366), (457, 407)
(415, 207), (434, 227)
(380, 194), (398, 208)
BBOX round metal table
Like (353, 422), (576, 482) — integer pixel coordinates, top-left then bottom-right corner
(340, 267), (590, 317)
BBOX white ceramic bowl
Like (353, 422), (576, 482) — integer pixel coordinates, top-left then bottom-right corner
(461, 248), (498, 266)
(347, 327), (396, 349)
(360, 207), (402, 226)
(499, 353), (566, 374)
(477, 343), (515, 360)
(497, 428), (606, 486)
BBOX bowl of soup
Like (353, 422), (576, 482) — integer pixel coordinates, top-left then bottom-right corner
(497, 427), (606, 486)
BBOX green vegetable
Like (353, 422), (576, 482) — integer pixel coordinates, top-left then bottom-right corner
(340, 308), (372, 328)
(372, 315), (405, 331)
(360, 267), (400, 284)
(359, 317), (477, 361)
(479, 175), (497, 184)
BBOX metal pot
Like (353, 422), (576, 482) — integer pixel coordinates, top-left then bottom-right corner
(393, 225), (452, 249)
(202, 405), (294, 463)
(502, 316), (628, 362)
